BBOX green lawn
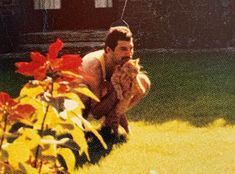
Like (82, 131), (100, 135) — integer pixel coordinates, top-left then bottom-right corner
(78, 120), (235, 174)
(0, 59), (29, 97)
(129, 50), (235, 126)
(1, 51), (234, 126)
(0, 51), (234, 125)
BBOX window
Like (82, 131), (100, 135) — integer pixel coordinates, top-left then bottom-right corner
(34, 0), (61, 10)
(95, 0), (113, 8)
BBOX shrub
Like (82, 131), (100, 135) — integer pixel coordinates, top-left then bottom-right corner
(0, 39), (107, 173)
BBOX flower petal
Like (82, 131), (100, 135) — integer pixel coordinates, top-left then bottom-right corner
(34, 65), (47, 80)
(15, 61), (47, 80)
(64, 99), (78, 111)
(57, 84), (70, 93)
(48, 38), (63, 60)
(15, 52), (46, 79)
(57, 54), (82, 73)
(30, 51), (45, 63)
(15, 62), (32, 76)
(0, 92), (17, 107)
(10, 104), (35, 121)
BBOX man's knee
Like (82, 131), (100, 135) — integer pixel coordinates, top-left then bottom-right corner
(122, 73), (150, 111)
(138, 73), (151, 96)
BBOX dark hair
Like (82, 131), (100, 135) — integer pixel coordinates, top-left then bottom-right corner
(104, 26), (133, 52)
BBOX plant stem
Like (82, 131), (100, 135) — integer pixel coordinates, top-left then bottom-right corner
(40, 104), (50, 135)
(0, 114), (8, 150)
(40, 80), (54, 134)
(38, 159), (43, 174)
(35, 80), (54, 172)
(34, 145), (40, 168)
(34, 102), (50, 170)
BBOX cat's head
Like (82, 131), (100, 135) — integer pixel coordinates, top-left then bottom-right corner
(122, 58), (141, 77)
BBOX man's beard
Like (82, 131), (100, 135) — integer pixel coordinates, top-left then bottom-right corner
(119, 56), (131, 65)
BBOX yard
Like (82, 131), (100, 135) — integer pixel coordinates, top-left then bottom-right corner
(0, 50), (234, 173)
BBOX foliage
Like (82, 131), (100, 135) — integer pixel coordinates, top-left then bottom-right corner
(0, 39), (107, 173)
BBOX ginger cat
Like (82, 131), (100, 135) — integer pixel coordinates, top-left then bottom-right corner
(107, 59), (145, 135)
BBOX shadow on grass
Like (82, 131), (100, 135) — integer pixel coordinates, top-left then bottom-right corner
(75, 130), (127, 168)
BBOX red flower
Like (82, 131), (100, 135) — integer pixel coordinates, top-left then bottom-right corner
(15, 52), (47, 80)
(56, 54), (82, 74)
(15, 39), (82, 80)
(0, 92), (35, 122)
(48, 37), (63, 60)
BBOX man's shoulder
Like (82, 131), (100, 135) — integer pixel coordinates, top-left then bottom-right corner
(82, 50), (104, 71)
(83, 50), (104, 60)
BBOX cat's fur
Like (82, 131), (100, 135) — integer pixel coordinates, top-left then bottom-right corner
(108, 59), (145, 134)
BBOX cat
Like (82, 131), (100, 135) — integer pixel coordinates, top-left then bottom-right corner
(108, 58), (145, 135)
(111, 58), (144, 100)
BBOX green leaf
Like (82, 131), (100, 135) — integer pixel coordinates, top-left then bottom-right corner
(0, 149), (8, 162)
(15, 128), (41, 149)
(32, 103), (47, 130)
(41, 136), (69, 145)
(19, 97), (43, 110)
(57, 148), (76, 173)
(63, 93), (85, 109)
(73, 115), (107, 150)
(69, 110), (107, 150)
(40, 163), (56, 174)
(61, 70), (83, 79)
(64, 99), (79, 111)
(33, 105), (61, 130)
(41, 136), (57, 157)
(0, 128), (3, 137)
(18, 163), (38, 173)
(5, 142), (31, 168)
(19, 83), (44, 98)
(19, 96), (44, 125)
(74, 87), (100, 102)
(46, 106), (62, 127)
(52, 82), (60, 97)
(53, 124), (74, 135)
(70, 126), (90, 160)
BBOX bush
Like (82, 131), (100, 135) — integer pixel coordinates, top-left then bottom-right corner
(0, 39), (107, 173)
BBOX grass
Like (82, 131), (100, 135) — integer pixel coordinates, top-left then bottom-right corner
(78, 120), (235, 174)
(129, 51), (235, 126)
(0, 59), (30, 97)
(0, 50), (235, 173)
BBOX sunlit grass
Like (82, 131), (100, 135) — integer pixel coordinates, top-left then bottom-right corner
(77, 120), (235, 174)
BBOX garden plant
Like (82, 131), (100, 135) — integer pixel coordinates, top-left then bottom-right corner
(0, 39), (107, 173)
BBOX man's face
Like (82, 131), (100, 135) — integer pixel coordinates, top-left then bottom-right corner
(108, 39), (134, 65)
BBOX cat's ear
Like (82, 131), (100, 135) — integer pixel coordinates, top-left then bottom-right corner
(135, 58), (140, 65)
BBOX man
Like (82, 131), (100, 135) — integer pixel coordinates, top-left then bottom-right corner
(81, 26), (150, 135)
